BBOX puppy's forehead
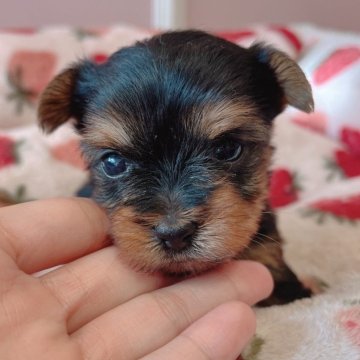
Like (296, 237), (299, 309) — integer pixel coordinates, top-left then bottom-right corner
(83, 98), (266, 151)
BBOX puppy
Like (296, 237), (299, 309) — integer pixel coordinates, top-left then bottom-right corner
(38, 30), (314, 306)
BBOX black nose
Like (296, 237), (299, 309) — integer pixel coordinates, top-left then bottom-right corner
(154, 222), (197, 251)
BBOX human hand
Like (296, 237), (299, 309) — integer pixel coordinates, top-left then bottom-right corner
(0, 198), (273, 360)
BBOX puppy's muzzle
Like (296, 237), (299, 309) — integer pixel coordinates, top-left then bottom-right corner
(153, 221), (198, 251)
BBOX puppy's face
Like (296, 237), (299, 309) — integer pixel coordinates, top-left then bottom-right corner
(39, 31), (313, 274)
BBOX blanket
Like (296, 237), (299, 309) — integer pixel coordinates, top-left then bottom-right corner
(0, 24), (359, 360)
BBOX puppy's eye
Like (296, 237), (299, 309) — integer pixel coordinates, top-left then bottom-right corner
(101, 152), (127, 177)
(213, 140), (242, 162)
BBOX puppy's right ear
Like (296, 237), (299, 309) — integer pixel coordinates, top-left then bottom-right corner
(38, 67), (78, 133)
(38, 61), (97, 133)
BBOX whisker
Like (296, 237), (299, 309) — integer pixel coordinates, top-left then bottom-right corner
(256, 232), (281, 245)
(249, 237), (268, 250)
(261, 210), (275, 215)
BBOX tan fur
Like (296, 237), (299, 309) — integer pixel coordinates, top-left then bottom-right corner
(195, 99), (259, 138)
(38, 68), (78, 133)
(190, 100), (270, 144)
(83, 112), (132, 149)
(110, 207), (157, 271)
(199, 183), (266, 253)
(110, 180), (268, 274)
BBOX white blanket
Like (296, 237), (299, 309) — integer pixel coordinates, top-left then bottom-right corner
(0, 24), (359, 360)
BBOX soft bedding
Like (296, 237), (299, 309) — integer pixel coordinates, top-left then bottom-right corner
(0, 24), (359, 360)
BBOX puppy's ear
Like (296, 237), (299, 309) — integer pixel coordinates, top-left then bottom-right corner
(38, 61), (97, 133)
(250, 43), (314, 113)
(38, 67), (78, 133)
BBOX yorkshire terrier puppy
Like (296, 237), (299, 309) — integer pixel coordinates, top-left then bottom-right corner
(38, 30), (314, 305)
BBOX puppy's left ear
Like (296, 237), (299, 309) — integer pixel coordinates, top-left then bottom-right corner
(250, 43), (314, 113)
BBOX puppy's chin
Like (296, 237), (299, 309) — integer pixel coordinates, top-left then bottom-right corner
(127, 255), (226, 276)
(113, 237), (236, 275)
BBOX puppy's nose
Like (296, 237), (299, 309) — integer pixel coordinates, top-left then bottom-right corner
(154, 222), (197, 251)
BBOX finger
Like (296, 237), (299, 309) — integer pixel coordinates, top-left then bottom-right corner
(72, 261), (273, 360)
(0, 198), (109, 273)
(40, 246), (167, 332)
(142, 301), (256, 360)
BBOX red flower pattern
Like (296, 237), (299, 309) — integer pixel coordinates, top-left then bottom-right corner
(269, 168), (299, 208)
(0, 135), (19, 169)
(313, 47), (360, 85)
(310, 194), (360, 221)
(330, 127), (360, 178)
(91, 53), (109, 64)
(7, 50), (57, 113)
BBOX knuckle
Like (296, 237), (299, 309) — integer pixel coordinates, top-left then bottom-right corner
(178, 332), (214, 360)
(40, 265), (90, 313)
(150, 288), (194, 333)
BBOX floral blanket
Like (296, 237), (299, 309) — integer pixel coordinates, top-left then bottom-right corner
(0, 24), (359, 360)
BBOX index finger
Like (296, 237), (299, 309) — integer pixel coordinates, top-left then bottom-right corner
(0, 197), (109, 273)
